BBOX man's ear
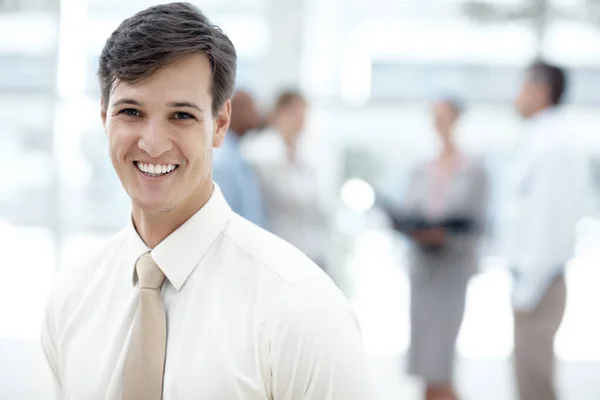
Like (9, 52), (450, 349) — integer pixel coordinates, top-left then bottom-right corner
(213, 100), (231, 148)
(100, 97), (108, 131)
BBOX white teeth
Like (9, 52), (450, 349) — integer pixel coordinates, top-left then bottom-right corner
(136, 162), (177, 175)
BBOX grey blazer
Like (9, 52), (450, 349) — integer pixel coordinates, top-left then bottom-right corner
(404, 157), (489, 276)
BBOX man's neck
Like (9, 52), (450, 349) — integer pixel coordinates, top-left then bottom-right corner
(132, 184), (213, 249)
(441, 140), (458, 158)
(282, 135), (297, 162)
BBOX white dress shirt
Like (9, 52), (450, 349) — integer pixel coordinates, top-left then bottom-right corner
(243, 129), (329, 265)
(41, 185), (371, 399)
(502, 108), (594, 310)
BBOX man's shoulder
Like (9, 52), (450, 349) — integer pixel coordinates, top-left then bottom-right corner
(221, 218), (353, 330)
(535, 135), (580, 166)
(221, 214), (329, 286)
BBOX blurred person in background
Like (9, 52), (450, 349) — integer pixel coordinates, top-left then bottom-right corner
(400, 97), (489, 400)
(244, 89), (330, 271)
(41, 3), (372, 399)
(507, 60), (593, 400)
(212, 89), (268, 228)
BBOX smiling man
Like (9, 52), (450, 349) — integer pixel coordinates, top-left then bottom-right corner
(40, 3), (371, 400)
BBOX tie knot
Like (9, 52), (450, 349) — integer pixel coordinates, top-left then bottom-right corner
(136, 253), (166, 290)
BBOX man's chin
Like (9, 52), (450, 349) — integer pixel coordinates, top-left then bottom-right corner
(131, 197), (177, 216)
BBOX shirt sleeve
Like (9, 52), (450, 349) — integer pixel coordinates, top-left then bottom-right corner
(511, 146), (586, 310)
(268, 278), (372, 400)
(470, 163), (490, 235)
(402, 165), (424, 214)
(41, 297), (64, 399)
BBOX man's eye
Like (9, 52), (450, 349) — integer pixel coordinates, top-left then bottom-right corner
(119, 108), (141, 117)
(173, 112), (194, 120)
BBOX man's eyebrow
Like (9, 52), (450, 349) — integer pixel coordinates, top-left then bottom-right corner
(167, 101), (203, 113)
(111, 98), (144, 107)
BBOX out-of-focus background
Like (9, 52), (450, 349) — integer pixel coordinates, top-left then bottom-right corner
(2, 0), (600, 398)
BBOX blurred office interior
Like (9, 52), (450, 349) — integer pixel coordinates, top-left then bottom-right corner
(2, 0), (600, 398)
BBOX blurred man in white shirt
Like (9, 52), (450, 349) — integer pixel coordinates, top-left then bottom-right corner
(41, 4), (371, 399)
(244, 90), (330, 270)
(507, 60), (592, 400)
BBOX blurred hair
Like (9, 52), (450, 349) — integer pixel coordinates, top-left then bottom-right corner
(528, 60), (567, 106)
(98, 2), (237, 115)
(274, 89), (306, 111)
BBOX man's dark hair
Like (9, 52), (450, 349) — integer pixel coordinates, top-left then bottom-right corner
(274, 89), (305, 111)
(529, 60), (567, 106)
(98, 2), (237, 115)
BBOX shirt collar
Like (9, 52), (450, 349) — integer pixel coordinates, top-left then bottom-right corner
(126, 184), (232, 290)
(526, 106), (560, 130)
(523, 106), (563, 149)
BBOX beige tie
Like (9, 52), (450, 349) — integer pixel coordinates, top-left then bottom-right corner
(123, 253), (167, 400)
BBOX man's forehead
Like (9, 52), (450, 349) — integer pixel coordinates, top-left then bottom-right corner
(110, 56), (212, 97)
(110, 81), (210, 107)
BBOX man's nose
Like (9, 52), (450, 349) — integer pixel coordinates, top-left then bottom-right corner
(137, 120), (173, 158)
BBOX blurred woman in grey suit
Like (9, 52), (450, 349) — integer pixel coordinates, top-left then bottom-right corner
(404, 98), (489, 400)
